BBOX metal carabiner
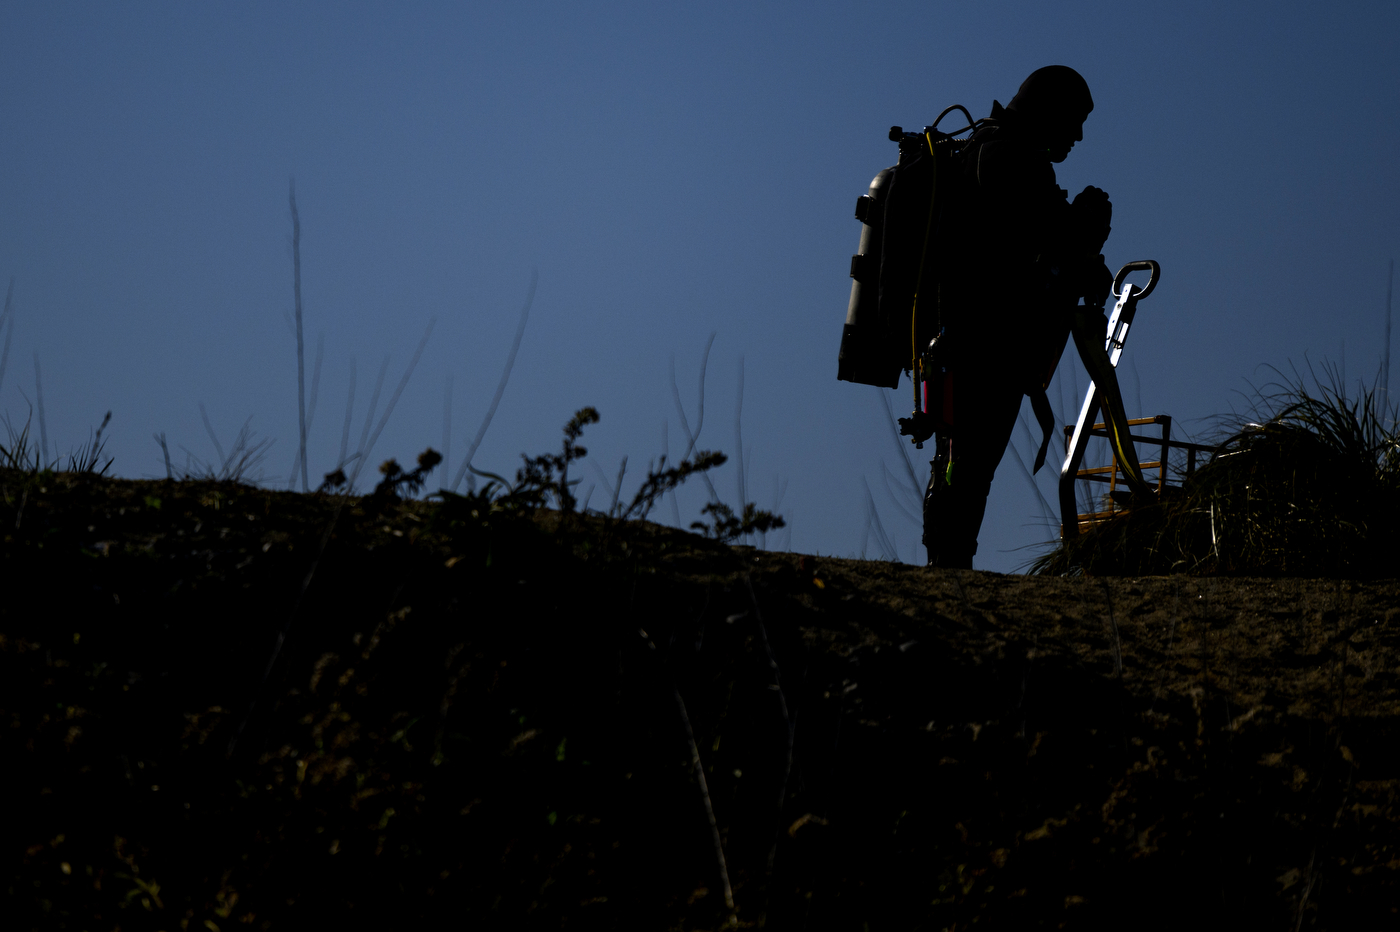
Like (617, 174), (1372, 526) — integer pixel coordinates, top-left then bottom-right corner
(1112, 259), (1160, 300)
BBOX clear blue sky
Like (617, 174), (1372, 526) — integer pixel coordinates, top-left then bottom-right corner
(2, 2), (1397, 571)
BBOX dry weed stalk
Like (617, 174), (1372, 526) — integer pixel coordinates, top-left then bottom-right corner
(744, 573), (797, 895)
(639, 627), (737, 923)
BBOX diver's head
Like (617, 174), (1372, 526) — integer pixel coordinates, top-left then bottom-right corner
(1007, 65), (1093, 163)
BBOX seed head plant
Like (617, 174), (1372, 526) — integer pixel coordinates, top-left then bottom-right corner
(437, 407), (781, 548)
(372, 448), (444, 500)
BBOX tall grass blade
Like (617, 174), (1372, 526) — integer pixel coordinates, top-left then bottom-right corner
(734, 356), (747, 514)
(356, 355), (390, 469)
(862, 476), (899, 561)
(1013, 411), (1058, 525)
(669, 333), (719, 501)
(33, 353), (49, 467)
(608, 456), (627, 516)
(0, 278), (13, 394)
(339, 358), (357, 469)
(350, 318), (437, 486)
(154, 431), (173, 480)
(877, 461), (921, 526)
(441, 372), (453, 487)
(199, 403), (226, 469)
(1384, 259), (1394, 405)
(290, 179), (309, 493)
(287, 334), (324, 488)
(673, 332), (716, 461)
(451, 270), (537, 491)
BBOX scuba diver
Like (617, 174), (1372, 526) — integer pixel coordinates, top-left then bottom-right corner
(922, 65), (1151, 569)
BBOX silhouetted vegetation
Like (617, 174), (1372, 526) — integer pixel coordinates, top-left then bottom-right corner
(2, 410), (113, 476)
(1, 403), (799, 928)
(7, 457), (1399, 928)
(1035, 368), (1400, 577)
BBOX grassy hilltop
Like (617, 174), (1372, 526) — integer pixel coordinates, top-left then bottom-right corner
(4, 454), (1400, 930)
(6, 374), (1400, 930)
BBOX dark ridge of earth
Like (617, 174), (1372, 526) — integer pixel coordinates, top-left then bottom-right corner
(3, 470), (1399, 930)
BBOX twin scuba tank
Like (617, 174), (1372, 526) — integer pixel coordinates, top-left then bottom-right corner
(836, 106), (984, 442)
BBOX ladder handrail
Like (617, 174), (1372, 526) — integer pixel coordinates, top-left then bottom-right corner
(1057, 260), (1159, 536)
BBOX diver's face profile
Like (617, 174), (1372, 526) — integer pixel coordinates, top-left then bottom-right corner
(1045, 116), (1086, 163)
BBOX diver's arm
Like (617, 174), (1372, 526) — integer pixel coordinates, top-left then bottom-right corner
(1070, 305), (1153, 496)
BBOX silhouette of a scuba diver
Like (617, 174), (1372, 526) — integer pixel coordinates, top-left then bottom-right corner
(923, 65), (1151, 569)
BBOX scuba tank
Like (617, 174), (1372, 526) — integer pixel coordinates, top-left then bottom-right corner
(837, 166), (899, 388)
(837, 107), (984, 444)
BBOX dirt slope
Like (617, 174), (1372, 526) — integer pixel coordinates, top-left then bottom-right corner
(4, 471), (1399, 929)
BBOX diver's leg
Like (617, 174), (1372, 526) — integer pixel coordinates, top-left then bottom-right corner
(922, 436), (956, 566)
(922, 382), (1024, 568)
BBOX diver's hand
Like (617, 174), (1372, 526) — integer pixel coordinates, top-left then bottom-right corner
(1073, 185), (1111, 221)
(1072, 186), (1112, 254)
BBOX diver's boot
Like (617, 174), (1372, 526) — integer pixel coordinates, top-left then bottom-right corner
(928, 551), (973, 570)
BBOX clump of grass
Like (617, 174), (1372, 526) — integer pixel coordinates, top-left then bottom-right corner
(67, 410), (114, 475)
(2, 410), (114, 476)
(176, 407), (275, 484)
(1034, 365), (1400, 577)
(0, 414), (43, 471)
(439, 407), (782, 545)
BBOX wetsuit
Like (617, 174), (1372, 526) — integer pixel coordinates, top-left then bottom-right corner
(922, 102), (1106, 568)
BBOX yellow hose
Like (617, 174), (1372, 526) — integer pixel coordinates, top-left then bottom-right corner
(910, 132), (939, 380)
